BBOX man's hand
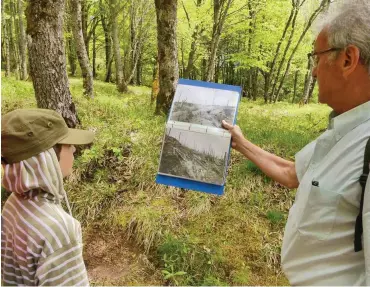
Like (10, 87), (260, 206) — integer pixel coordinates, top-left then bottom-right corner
(222, 120), (245, 152)
(222, 119), (298, 189)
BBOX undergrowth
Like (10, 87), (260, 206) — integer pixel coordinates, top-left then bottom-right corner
(1, 76), (330, 285)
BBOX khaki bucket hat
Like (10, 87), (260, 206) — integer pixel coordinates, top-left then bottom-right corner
(1, 108), (94, 164)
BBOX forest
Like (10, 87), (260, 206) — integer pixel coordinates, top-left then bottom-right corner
(2, 0), (334, 285)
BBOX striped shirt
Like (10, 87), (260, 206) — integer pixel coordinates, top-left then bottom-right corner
(1, 149), (89, 286)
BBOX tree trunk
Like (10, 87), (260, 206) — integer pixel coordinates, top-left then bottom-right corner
(151, 58), (159, 105)
(274, 0), (330, 102)
(302, 58), (313, 104)
(3, 1), (11, 77)
(292, 70), (299, 103)
(67, 36), (77, 76)
(26, 0), (79, 127)
(92, 27), (96, 78)
(263, 3), (295, 102)
(66, 2), (77, 76)
(251, 68), (258, 100)
(10, 0), (20, 78)
(110, 0), (128, 92)
(125, 0), (149, 86)
(129, 0), (137, 85)
(136, 52), (142, 85)
(81, 0), (89, 57)
(206, 0), (232, 82)
(17, 0), (27, 80)
(101, 12), (113, 82)
(307, 78), (316, 103)
(270, 4), (299, 102)
(70, 0), (94, 98)
(154, 0), (179, 115)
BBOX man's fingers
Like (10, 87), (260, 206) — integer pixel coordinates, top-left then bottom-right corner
(222, 120), (233, 130)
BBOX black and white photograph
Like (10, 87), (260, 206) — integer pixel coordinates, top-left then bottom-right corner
(169, 84), (239, 128)
(158, 127), (230, 185)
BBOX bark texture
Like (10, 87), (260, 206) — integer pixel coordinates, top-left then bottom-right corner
(70, 0), (94, 98)
(154, 0), (179, 115)
(110, 0), (128, 92)
(26, 0), (79, 127)
(17, 0), (27, 80)
(206, 0), (232, 82)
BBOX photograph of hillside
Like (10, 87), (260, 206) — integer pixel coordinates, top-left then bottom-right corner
(171, 102), (235, 128)
(158, 128), (230, 185)
(169, 84), (239, 128)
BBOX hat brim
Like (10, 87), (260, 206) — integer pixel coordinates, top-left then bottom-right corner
(58, 128), (94, 145)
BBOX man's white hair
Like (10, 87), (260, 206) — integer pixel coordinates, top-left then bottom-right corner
(315, 0), (370, 73)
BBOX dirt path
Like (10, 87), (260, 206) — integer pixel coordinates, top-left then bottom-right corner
(83, 227), (163, 286)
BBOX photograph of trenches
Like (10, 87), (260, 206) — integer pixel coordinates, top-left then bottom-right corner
(169, 84), (239, 128)
(158, 127), (230, 185)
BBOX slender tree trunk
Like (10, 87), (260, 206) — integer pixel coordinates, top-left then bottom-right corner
(263, 3), (295, 102)
(17, 0), (27, 80)
(70, 0), (94, 98)
(307, 78), (316, 103)
(206, 0), (232, 82)
(251, 68), (258, 100)
(26, 0), (79, 127)
(136, 52), (142, 85)
(81, 0), (89, 57)
(10, 0), (20, 78)
(66, 2), (77, 76)
(151, 58), (159, 105)
(92, 28), (96, 78)
(3, 1), (11, 77)
(274, 0), (330, 102)
(184, 30), (198, 78)
(67, 36), (77, 76)
(292, 70), (299, 103)
(101, 13), (113, 82)
(129, 0), (137, 85)
(270, 4), (299, 102)
(262, 70), (268, 103)
(202, 58), (207, 81)
(180, 38), (185, 78)
(154, 0), (179, 115)
(110, 0), (128, 92)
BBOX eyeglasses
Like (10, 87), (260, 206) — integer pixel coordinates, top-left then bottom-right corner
(307, 48), (342, 67)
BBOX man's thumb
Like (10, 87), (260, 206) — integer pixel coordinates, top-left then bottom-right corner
(222, 120), (233, 130)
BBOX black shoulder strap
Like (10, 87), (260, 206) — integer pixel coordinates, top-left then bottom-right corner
(354, 137), (370, 252)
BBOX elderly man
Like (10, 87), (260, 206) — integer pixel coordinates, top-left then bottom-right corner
(223, 0), (370, 285)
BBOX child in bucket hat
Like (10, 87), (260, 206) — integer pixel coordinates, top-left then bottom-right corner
(1, 108), (94, 286)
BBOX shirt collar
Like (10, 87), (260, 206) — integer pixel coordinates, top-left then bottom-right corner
(328, 100), (370, 141)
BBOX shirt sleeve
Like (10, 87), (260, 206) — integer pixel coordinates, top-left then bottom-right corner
(35, 242), (89, 286)
(363, 175), (370, 286)
(294, 140), (317, 182)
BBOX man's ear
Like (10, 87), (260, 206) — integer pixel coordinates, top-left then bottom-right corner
(342, 45), (361, 78)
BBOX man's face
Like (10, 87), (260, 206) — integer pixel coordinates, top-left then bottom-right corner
(312, 30), (344, 106)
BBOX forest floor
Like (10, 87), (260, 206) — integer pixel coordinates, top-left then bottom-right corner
(2, 76), (330, 285)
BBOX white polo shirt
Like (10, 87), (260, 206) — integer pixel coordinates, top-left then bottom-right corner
(281, 101), (370, 285)
(364, 174), (370, 285)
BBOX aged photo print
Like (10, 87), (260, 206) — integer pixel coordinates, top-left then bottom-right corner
(169, 84), (239, 128)
(158, 127), (230, 185)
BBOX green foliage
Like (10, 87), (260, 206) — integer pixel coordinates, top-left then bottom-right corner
(157, 234), (223, 285)
(267, 210), (285, 224)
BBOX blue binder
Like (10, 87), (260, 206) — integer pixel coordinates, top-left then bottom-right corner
(156, 79), (242, 195)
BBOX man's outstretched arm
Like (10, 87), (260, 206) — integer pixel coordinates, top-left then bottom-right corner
(222, 120), (299, 189)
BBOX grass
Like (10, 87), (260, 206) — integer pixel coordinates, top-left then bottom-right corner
(1, 75), (330, 285)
